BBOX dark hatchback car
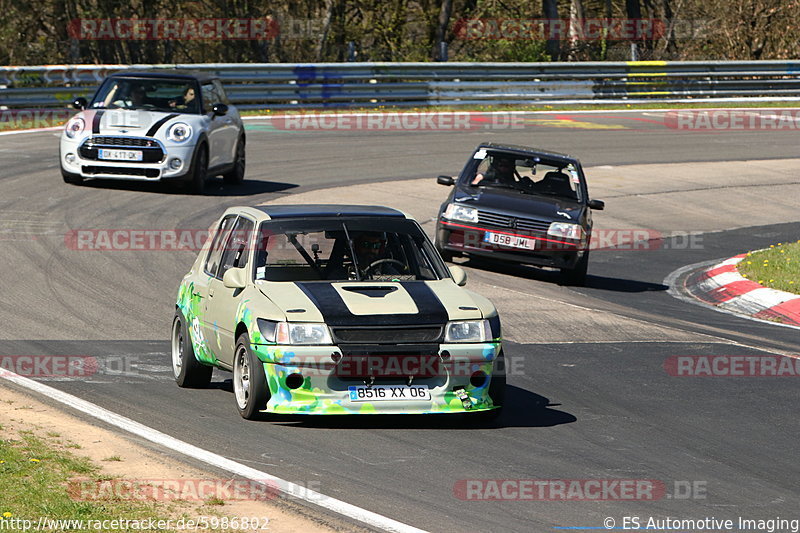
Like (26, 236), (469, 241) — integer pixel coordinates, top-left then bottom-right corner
(434, 143), (604, 285)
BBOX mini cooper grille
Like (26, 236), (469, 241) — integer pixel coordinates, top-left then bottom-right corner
(332, 326), (443, 344)
(82, 166), (160, 178)
(79, 137), (164, 163)
(89, 137), (156, 147)
(477, 209), (550, 233)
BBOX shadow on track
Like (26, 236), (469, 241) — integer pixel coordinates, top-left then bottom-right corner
(459, 257), (667, 293)
(214, 380), (576, 429)
(78, 178), (298, 196)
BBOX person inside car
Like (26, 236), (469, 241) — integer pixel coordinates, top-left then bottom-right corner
(104, 83), (147, 109)
(471, 155), (517, 186)
(169, 86), (198, 112)
(326, 232), (406, 279)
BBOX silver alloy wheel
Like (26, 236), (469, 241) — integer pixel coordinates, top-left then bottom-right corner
(171, 317), (183, 378)
(233, 345), (251, 410)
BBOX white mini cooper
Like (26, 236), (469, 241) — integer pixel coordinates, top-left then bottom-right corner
(59, 70), (245, 194)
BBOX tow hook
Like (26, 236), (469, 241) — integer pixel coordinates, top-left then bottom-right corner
(453, 387), (473, 410)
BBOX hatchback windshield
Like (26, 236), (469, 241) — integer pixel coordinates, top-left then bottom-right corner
(254, 218), (448, 282)
(462, 150), (584, 202)
(91, 77), (201, 114)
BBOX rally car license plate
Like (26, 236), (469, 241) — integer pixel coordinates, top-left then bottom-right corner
(484, 231), (536, 250)
(99, 149), (143, 161)
(348, 385), (431, 402)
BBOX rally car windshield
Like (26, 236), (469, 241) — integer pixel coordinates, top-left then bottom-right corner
(254, 218), (449, 282)
(91, 78), (202, 114)
(462, 151), (584, 202)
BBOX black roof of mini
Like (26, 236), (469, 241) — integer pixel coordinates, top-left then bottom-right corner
(253, 205), (406, 219)
(107, 70), (218, 83)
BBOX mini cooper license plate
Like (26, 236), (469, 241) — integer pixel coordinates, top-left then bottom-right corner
(348, 385), (431, 402)
(99, 149), (143, 161)
(484, 231), (536, 250)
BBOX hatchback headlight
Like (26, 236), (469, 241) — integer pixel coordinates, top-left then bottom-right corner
(444, 319), (491, 343)
(442, 203), (478, 223)
(64, 117), (85, 139)
(547, 222), (584, 240)
(258, 320), (333, 345)
(167, 122), (192, 142)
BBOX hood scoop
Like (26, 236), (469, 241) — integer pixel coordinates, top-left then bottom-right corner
(341, 286), (398, 298)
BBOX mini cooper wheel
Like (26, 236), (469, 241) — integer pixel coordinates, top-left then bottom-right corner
(233, 333), (269, 420)
(223, 135), (245, 185)
(188, 144), (208, 195)
(171, 310), (212, 388)
(61, 167), (83, 185)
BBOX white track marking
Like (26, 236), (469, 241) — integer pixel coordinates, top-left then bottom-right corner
(0, 371), (428, 533)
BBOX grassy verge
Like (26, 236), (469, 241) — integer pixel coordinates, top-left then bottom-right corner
(737, 241), (800, 295)
(0, 428), (221, 532)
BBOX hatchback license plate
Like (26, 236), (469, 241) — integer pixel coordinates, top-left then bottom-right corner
(484, 231), (536, 250)
(99, 149), (143, 161)
(348, 385), (431, 402)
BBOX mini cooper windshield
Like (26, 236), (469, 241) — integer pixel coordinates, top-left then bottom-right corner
(254, 218), (448, 282)
(464, 150), (584, 202)
(91, 77), (202, 113)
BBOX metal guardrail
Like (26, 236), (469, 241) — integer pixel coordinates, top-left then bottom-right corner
(2, 61), (800, 110)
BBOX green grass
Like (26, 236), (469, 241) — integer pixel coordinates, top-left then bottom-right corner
(0, 431), (202, 532)
(737, 241), (800, 295)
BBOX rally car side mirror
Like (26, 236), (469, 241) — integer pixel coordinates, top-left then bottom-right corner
(449, 265), (467, 286)
(588, 199), (605, 210)
(72, 97), (87, 110)
(437, 175), (455, 186)
(223, 267), (247, 289)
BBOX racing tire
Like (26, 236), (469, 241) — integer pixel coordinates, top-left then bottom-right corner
(222, 135), (245, 185)
(61, 167), (83, 185)
(559, 250), (589, 286)
(233, 332), (270, 420)
(171, 310), (213, 388)
(187, 144), (208, 195)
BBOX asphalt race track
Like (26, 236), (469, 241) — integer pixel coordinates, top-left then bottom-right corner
(1, 111), (799, 532)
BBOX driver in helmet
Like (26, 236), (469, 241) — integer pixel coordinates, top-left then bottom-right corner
(351, 232), (405, 278)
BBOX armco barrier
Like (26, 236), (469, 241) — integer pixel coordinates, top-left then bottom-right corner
(2, 61), (800, 110)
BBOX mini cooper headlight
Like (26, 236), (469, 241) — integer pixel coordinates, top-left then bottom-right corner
(64, 117), (85, 139)
(442, 203), (478, 223)
(444, 319), (491, 343)
(167, 122), (192, 143)
(547, 222), (584, 240)
(258, 319), (333, 345)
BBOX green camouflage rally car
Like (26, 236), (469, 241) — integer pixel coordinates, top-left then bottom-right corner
(172, 205), (505, 419)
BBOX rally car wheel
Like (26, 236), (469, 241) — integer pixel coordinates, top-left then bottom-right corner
(233, 332), (269, 420)
(171, 310), (212, 388)
(223, 135), (245, 185)
(188, 144), (208, 195)
(559, 251), (589, 286)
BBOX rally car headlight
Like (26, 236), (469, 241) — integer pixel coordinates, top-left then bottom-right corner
(258, 320), (333, 345)
(167, 122), (192, 143)
(64, 117), (85, 139)
(442, 203), (478, 223)
(445, 319), (491, 343)
(547, 222), (584, 240)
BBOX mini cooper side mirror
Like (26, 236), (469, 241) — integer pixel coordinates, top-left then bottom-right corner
(448, 265), (467, 286)
(437, 175), (455, 186)
(72, 97), (87, 110)
(588, 199), (605, 210)
(223, 267), (247, 289)
(212, 103), (229, 116)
